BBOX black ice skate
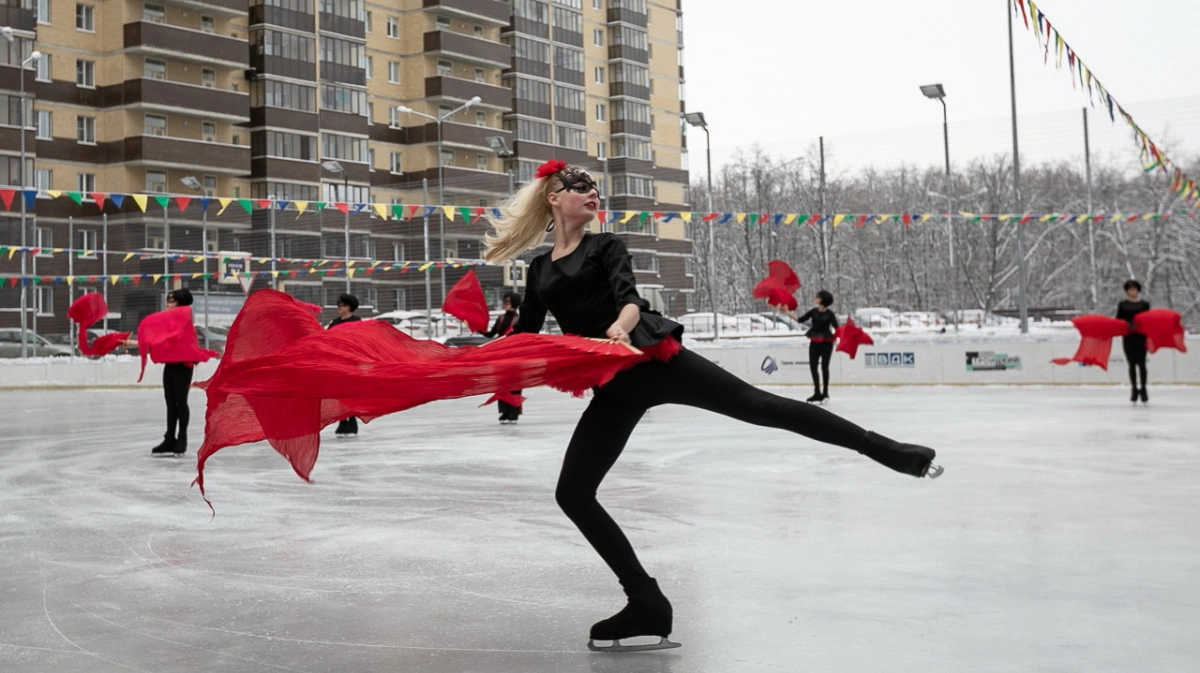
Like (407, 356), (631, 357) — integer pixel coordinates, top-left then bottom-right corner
(805, 392), (822, 403)
(1139, 388), (1149, 404)
(587, 578), (680, 653)
(858, 431), (943, 479)
(151, 433), (177, 457)
(174, 433), (187, 456)
(1130, 388), (1139, 404)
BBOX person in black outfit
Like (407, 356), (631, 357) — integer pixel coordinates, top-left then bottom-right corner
(149, 289), (195, 457)
(484, 291), (524, 424)
(328, 293), (362, 436)
(1116, 279), (1150, 404)
(483, 160), (942, 651)
(796, 290), (838, 403)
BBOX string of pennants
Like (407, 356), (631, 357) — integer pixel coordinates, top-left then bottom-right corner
(0, 259), (487, 286)
(0, 244), (490, 270)
(1, 187), (1196, 226)
(1014, 0), (1200, 208)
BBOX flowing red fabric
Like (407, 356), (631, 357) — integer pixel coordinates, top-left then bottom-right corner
(1050, 315), (1129, 370)
(834, 317), (874, 359)
(67, 293), (130, 357)
(193, 290), (675, 502)
(752, 260), (802, 311)
(1134, 309), (1187, 354)
(137, 306), (219, 381)
(442, 269), (490, 334)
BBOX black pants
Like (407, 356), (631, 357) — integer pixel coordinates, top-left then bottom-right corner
(163, 363), (194, 438)
(498, 391), (523, 421)
(809, 340), (834, 394)
(1123, 335), (1148, 390)
(555, 348), (868, 585)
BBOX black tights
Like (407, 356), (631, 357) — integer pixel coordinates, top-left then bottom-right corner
(163, 363), (193, 438)
(555, 348), (868, 585)
(1123, 336), (1148, 390)
(809, 341), (833, 394)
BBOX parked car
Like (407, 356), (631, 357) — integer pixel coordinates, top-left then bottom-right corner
(86, 328), (137, 356)
(758, 312), (802, 331)
(734, 313), (790, 333)
(675, 312), (739, 334)
(195, 325), (228, 354)
(0, 329), (74, 358)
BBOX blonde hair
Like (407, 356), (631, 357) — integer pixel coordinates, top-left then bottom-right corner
(483, 175), (560, 263)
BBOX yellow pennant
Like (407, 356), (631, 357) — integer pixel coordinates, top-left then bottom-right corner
(217, 198), (233, 216)
(373, 203), (389, 220)
(191, 273), (201, 279)
(833, 214), (847, 227)
(46, 190), (62, 199)
(66, 276), (74, 285)
(783, 214), (797, 225)
(1142, 213), (1155, 220)
(370, 261), (381, 268)
(621, 211), (637, 223)
(131, 194), (149, 212)
(270, 271), (279, 278)
(735, 213), (747, 224)
(1039, 214), (1054, 222)
(679, 212), (692, 223)
(152, 274), (161, 284)
(921, 214), (932, 223)
(110, 275), (120, 285)
(294, 201), (309, 216)
(875, 215), (889, 224)
(192, 256), (204, 263)
(442, 206), (456, 221)
(348, 260), (355, 268)
(123, 253), (134, 262)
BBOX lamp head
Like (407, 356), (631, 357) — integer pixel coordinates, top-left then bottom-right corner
(321, 160), (345, 173)
(683, 111), (707, 128)
(2, 26), (13, 43)
(484, 135), (512, 157)
(466, 96), (481, 107)
(395, 105), (413, 114)
(180, 176), (202, 191)
(920, 83), (946, 99)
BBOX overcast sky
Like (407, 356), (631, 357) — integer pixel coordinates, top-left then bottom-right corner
(682, 0), (1200, 177)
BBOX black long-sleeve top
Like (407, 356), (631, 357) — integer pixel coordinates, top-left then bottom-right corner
(796, 307), (838, 339)
(327, 315), (362, 329)
(1116, 299), (1150, 329)
(515, 232), (682, 347)
(484, 310), (516, 337)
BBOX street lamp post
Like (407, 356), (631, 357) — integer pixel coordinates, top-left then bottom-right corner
(1007, 0), (1030, 333)
(321, 160), (351, 293)
(16, 45), (42, 358)
(920, 83), (960, 332)
(395, 96), (481, 303)
(180, 176), (208, 347)
(684, 111), (717, 339)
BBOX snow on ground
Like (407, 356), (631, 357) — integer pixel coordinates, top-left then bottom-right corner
(1, 384), (1198, 672)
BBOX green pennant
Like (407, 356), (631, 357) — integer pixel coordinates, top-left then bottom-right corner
(638, 211), (648, 227)
(238, 199), (253, 214)
(391, 204), (405, 220)
(748, 213), (759, 228)
(67, 192), (84, 205)
(154, 195), (169, 210)
(314, 201), (327, 212)
(32, 276), (41, 284)
(795, 214), (809, 226)
(458, 206), (471, 222)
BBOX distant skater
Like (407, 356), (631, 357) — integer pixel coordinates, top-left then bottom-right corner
(1116, 280), (1150, 404)
(795, 291), (838, 403)
(484, 291), (524, 424)
(328, 294), (362, 436)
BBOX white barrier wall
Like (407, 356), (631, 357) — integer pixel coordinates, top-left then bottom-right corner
(690, 338), (1199, 387)
(0, 339), (1195, 388)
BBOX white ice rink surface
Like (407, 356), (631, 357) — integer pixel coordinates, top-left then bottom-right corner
(2, 384), (1198, 673)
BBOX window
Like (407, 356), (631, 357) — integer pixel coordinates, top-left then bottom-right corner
(556, 125), (585, 150)
(75, 59), (94, 87)
(75, 3), (93, 31)
(473, 25), (483, 37)
(77, 172), (95, 192)
(319, 84), (362, 114)
(504, 117), (552, 144)
(476, 154), (487, 170)
(364, 55), (372, 78)
(392, 242), (405, 261)
(202, 122), (216, 141)
(321, 132), (367, 163)
(596, 141), (606, 158)
(390, 151), (402, 174)
(595, 103), (605, 121)
(475, 110), (486, 126)
(367, 148), (374, 169)
(35, 168), (52, 191)
(143, 3), (165, 22)
(79, 229), (98, 257)
(35, 226), (53, 253)
(36, 110), (52, 139)
(76, 115), (95, 143)
(440, 149), (454, 167)
(146, 170), (167, 192)
(202, 175), (217, 197)
(202, 68), (215, 87)
(386, 15), (399, 37)
(201, 15), (215, 32)
(144, 58), (166, 80)
(364, 10), (371, 32)
(593, 28), (603, 46)
(474, 67), (485, 82)
(252, 130), (318, 160)
(387, 61), (400, 83)
(593, 0), (600, 7)
(35, 286), (53, 317)
(37, 0), (50, 24)
(367, 101), (374, 124)
(594, 66), (604, 84)
(144, 114), (167, 136)
(35, 54), (52, 82)
(437, 60), (452, 77)
(435, 15), (450, 30)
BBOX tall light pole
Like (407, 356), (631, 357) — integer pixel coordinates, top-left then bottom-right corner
(321, 160), (351, 293)
(684, 111), (717, 339)
(17, 46), (42, 358)
(1007, 0), (1030, 333)
(395, 95), (480, 302)
(180, 176), (208, 347)
(920, 83), (960, 332)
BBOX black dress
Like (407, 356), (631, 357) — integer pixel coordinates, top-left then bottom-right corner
(485, 310), (521, 421)
(327, 314), (362, 433)
(1116, 299), (1150, 392)
(796, 308), (838, 396)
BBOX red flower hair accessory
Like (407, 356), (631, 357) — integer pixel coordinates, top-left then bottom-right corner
(535, 159), (568, 179)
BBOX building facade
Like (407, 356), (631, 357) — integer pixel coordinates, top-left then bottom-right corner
(0, 0), (692, 338)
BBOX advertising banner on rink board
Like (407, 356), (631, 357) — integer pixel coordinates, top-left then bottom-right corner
(864, 352), (915, 369)
(965, 351), (1022, 372)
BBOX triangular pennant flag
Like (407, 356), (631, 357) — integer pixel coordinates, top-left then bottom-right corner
(110, 193), (126, 209)
(67, 191), (84, 205)
(217, 198), (233, 216)
(277, 200), (290, 211)
(90, 192), (107, 209)
(132, 194), (149, 212)
(334, 202), (350, 215)
(45, 189), (61, 199)
(198, 196), (211, 213)
(458, 206), (471, 222)
(238, 199), (253, 214)
(374, 203), (389, 220)
(442, 206), (456, 221)
(174, 196), (192, 212)
(621, 211), (637, 223)
(153, 195), (169, 210)
(351, 203), (367, 214)
(0, 188), (13, 210)
(392, 204), (405, 220)
(294, 201), (309, 216)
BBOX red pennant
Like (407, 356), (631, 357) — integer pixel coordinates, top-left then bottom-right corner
(855, 215), (867, 227)
(173, 196), (191, 212)
(902, 213), (913, 227)
(1, 188), (17, 210)
(702, 213), (719, 222)
(90, 192), (107, 209)
(334, 202), (350, 214)
(256, 199), (272, 209)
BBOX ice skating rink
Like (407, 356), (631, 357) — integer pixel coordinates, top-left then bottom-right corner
(1, 384), (1198, 673)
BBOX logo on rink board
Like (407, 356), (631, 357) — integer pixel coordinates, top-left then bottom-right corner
(864, 352), (915, 369)
(761, 356), (779, 375)
(965, 351), (1022, 371)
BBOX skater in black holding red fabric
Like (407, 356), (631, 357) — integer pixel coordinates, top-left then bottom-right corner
(1116, 279), (1151, 404)
(796, 290), (838, 403)
(328, 294), (362, 436)
(484, 291), (523, 423)
(484, 160), (943, 652)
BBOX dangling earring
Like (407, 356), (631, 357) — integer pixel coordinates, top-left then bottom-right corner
(545, 220), (555, 232)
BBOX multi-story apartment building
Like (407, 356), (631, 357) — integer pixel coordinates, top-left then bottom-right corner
(0, 0), (691, 338)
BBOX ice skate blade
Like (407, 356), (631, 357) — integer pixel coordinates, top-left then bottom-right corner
(924, 463), (945, 479)
(587, 637), (680, 653)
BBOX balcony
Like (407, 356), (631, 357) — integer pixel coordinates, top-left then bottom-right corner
(610, 120), (651, 137)
(607, 7), (648, 27)
(123, 136), (250, 175)
(167, 0), (246, 18)
(124, 21), (248, 69)
(0, 5), (35, 32)
(608, 44), (649, 63)
(122, 79), (249, 121)
(404, 121), (512, 150)
(609, 82), (649, 100)
(423, 30), (511, 69)
(424, 76), (511, 110)
(421, 0), (509, 25)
